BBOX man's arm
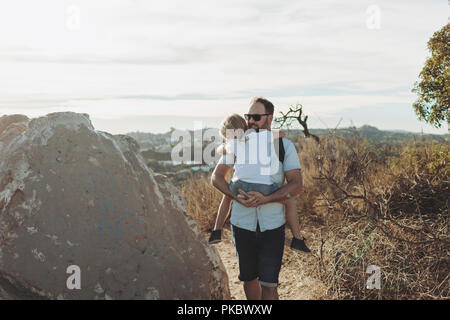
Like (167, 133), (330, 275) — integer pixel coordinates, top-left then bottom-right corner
(211, 164), (236, 200)
(211, 163), (255, 208)
(266, 168), (302, 202)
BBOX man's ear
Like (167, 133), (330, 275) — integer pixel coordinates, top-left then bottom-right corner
(268, 114), (273, 127)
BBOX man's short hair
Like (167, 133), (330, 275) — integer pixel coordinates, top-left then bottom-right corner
(251, 97), (275, 115)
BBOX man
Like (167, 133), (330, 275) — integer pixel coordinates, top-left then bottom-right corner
(211, 97), (303, 300)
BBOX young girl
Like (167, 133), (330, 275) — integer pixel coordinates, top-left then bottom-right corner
(209, 114), (311, 253)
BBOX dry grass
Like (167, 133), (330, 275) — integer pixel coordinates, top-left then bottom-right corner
(179, 170), (233, 231)
(180, 174), (222, 231)
(180, 132), (449, 299)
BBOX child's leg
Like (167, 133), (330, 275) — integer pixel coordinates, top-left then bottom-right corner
(284, 198), (303, 239)
(213, 194), (232, 230)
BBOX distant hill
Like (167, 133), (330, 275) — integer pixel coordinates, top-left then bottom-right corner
(304, 125), (448, 144)
(126, 125), (448, 149)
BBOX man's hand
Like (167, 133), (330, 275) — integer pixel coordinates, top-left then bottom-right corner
(235, 189), (267, 207)
(232, 189), (252, 207)
(246, 191), (267, 207)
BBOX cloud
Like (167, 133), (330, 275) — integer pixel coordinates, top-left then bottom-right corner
(0, 47), (211, 65)
(0, 0), (448, 133)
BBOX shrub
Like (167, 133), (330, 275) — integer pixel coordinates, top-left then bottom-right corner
(179, 132), (449, 299)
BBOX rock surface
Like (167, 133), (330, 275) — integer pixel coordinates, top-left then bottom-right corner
(0, 112), (230, 300)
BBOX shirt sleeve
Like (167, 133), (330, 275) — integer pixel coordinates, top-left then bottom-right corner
(282, 138), (301, 172)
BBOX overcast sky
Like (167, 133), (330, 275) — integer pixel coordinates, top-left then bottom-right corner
(0, 0), (448, 134)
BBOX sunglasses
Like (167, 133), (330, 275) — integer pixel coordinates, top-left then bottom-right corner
(244, 113), (271, 121)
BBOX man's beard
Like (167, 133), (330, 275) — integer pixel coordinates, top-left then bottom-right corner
(252, 118), (269, 132)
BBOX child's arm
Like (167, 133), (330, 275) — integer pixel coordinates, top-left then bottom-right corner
(271, 129), (286, 139)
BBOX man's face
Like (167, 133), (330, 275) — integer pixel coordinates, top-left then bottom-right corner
(246, 102), (273, 131)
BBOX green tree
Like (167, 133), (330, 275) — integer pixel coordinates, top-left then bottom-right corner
(412, 23), (449, 129)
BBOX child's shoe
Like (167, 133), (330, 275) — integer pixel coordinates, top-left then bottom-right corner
(290, 236), (311, 253)
(208, 229), (222, 244)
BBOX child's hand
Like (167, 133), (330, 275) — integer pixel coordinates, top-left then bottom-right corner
(237, 190), (266, 207)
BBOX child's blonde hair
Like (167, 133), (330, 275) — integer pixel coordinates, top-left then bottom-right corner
(219, 114), (248, 140)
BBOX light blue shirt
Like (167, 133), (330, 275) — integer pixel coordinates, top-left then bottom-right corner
(218, 136), (301, 232)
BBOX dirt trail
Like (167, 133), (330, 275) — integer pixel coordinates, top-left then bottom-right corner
(210, 227), (328, 300)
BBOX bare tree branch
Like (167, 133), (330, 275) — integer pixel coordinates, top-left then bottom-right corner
(274, 103), (320, 143)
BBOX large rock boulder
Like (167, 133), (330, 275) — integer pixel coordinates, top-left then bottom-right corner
(0, 112), (230, 300)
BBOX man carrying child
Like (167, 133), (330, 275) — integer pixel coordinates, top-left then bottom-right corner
(211, 97), (305, 300)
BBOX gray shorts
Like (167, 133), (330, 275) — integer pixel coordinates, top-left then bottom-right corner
(229, 179), (279, 197)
